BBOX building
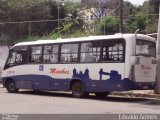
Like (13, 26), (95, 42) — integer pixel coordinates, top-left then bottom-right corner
(80, 0), (115, 33)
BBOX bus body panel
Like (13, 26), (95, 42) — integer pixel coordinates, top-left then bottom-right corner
(133, 56), (156, 82)
(124, 35), (135, 79)
(2, 34), (157, 94)
(2, 63), (125, 92)
(123, 35), (157, 90)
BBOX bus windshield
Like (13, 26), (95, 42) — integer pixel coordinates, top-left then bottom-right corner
(136, 39), (156, 57)
(4, 50), (27, 69)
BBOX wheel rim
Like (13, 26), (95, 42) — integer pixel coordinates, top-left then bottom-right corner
(74, 86), (82, 95)
(9, 83), (15, 91)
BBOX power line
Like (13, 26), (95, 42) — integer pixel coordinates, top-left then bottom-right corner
(0, 13), (159, 25)
(0, 18), (71, 25)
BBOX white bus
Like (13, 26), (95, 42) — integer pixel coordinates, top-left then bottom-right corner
(1, 34), (157, 98)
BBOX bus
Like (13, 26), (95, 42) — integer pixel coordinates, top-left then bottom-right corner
(1, 33), (157, 98)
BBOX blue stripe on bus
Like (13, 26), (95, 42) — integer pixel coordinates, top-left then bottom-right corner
(2, 74), (121, 92)
(2, 68), (156, 92)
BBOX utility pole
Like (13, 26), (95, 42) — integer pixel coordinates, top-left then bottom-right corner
(156, 2), (160, 94)
(57, 0), (65, 38)
(28, 22), (31, 39)
(119, 0), (123, 33)
(57, 6), (60, 37)
(104, 23), (106, 35)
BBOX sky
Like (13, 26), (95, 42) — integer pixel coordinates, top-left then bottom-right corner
(125, 0), (148, 6)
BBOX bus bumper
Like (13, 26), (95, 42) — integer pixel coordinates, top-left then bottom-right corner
(121, 79), (156, 91)
(133, 82), (156, 90)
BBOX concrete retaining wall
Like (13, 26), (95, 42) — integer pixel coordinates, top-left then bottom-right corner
(0, 45), (9, 79)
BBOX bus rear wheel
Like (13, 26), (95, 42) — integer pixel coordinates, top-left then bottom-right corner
(6, 80), (19, 93)
(95, 92), (110, 98)
(71, 82), (88, 98)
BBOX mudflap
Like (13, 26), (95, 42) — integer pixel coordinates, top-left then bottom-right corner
(121, 78), (135, 91)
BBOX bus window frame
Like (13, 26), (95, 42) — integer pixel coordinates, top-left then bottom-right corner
(4, 38), (126, 69)
(78, 38), (126, 64)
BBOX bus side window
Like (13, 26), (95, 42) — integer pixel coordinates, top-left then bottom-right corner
(80, 42), (100, 63)
(60, 44), (78, 63)
(29, 46), (42, 63)
(102, 40), (124, 62)
(43, 45), (59, 63)
(15, 53), (23, 64)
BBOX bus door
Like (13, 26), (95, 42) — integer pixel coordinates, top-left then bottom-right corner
(4, 46), (30, 88)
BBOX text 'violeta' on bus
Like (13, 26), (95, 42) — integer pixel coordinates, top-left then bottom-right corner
(1, 33), (157, 98)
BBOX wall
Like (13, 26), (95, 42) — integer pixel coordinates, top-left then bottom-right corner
(0, 45), (9, 79)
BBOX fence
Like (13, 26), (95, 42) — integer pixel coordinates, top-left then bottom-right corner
(0, 14), (159, 46)
(0, 45), (10, 81)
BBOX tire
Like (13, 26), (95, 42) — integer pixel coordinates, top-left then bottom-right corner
(6, 80), (19, 93)
(95, 92), (110, 98)
(33, 89), (41, 94)
(71, 82), (88, 98)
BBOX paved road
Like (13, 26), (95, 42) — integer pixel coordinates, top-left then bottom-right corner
(0, 85), (160, 114)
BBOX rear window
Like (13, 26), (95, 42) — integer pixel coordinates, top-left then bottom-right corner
(136, 39), (156, 57)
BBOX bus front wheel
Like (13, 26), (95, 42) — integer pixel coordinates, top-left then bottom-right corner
(6, 80), (19, 93)
(71, 82), (88, 98)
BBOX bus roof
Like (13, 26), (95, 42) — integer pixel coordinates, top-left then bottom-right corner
(13, 34), (156, 47)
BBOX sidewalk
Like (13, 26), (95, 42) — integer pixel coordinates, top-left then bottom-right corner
(111, 90), (160, 99)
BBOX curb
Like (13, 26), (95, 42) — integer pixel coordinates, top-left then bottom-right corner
(111, 91), (160, 99)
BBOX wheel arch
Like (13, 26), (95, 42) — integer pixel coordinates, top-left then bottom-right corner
(69, 78), (86, 91)
(4, 77), (15, 87)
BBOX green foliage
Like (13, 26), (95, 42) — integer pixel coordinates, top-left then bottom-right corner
(125, 14), (147, 33)
(0, 0), (159, 45)
(0, 0), (64, 40)
(148, 0), (159, 15)
(144, 0), (159, 33)
(63, 1), (84, 34)
(0, 0), (52, 22)
(64, 1), (80, 16)
(14, 30), (87, 44)
(97, 16), (119, 35)
(124, 0), (159, 33)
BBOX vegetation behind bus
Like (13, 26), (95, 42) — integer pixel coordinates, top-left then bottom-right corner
(0, 0), (159, 45)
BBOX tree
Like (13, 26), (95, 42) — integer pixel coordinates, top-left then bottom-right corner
(139, 0), (159, 33)
(124, 13), (147, 33)
(61, 2), (85, 34)
(147, 0), (159, 15)
(97, 16), (119, 35)
(124, 0), (159, 33)
(144, 0), (159, 33)
(81, 0), (112, 22)
(0, 0), (70, 43)
(0, 0), (54, 40)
